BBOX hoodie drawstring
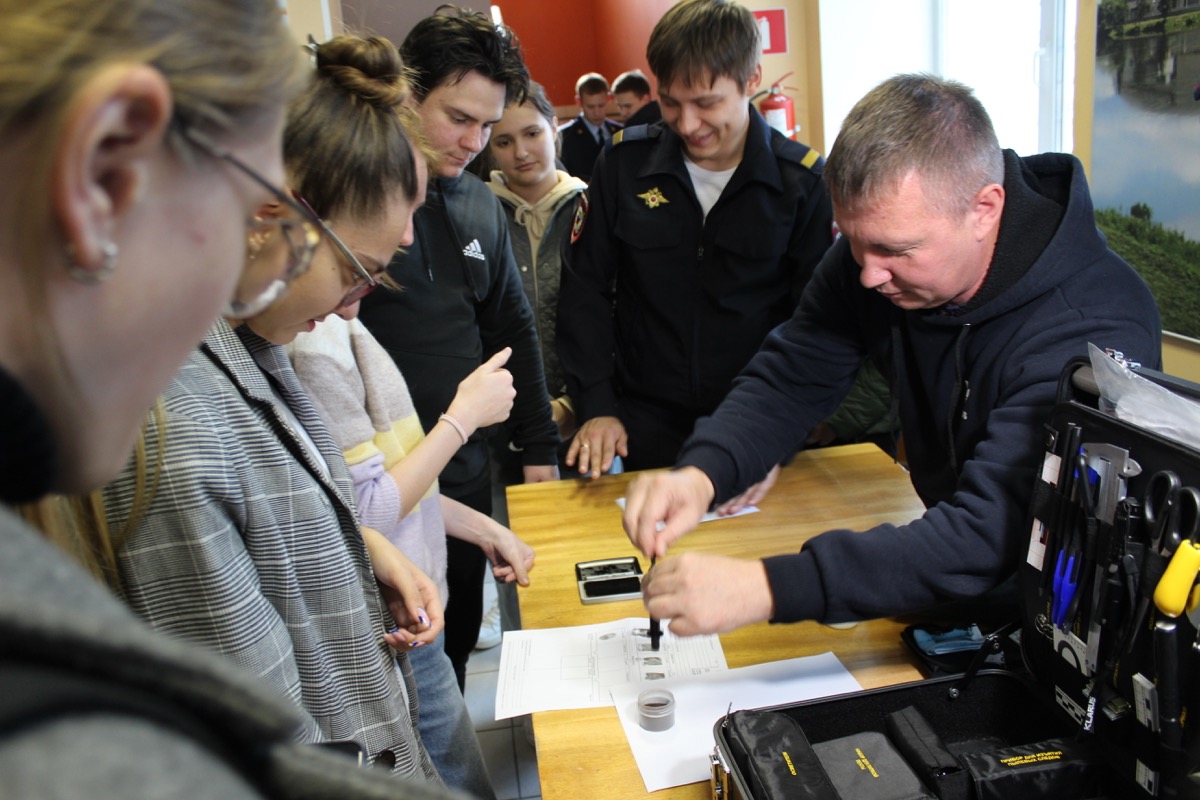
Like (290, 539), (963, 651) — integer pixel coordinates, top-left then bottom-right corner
(948, 323), (972, 473)
(888, 319), (903, 464)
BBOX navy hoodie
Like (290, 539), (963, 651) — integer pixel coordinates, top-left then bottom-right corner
(680, 150), (1162, 624)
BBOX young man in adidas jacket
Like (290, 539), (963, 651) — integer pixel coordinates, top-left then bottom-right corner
(359, 9), (557, 690)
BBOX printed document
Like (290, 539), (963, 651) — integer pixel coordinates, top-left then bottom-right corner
(494, 617), (726, 720)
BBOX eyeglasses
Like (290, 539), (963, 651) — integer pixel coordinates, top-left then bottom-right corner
(179, 125), (322, 318)
(293, 195), (381, 309)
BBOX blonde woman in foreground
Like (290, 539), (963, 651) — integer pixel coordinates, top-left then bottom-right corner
(0, 2), (459, 797)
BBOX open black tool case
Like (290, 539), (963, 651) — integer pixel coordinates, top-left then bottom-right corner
(711, 358), (1200, 799)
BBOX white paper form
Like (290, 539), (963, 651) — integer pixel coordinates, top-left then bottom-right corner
(494, 617), (727, 720)
(616, 497), (759, 523)
(610, 652), (863, 793)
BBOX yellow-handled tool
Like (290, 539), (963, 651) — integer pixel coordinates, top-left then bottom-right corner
(1155, 541), (1200, 618)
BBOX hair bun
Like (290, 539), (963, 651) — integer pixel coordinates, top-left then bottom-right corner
(314, 35), (409, 108)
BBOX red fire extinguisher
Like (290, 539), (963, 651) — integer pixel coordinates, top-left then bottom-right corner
(759, 72), (796, 140)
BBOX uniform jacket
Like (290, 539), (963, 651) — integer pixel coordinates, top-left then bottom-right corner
(103, 320), (440, 784)
(359, 172), (558, 498)
(624, 99), (662, 128)
(559, 113), (623, 182)
(558, 106), (833, 425)
(680, 150), (1163, 624)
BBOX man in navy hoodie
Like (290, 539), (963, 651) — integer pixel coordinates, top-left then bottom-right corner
(623, 74), (1162, 634)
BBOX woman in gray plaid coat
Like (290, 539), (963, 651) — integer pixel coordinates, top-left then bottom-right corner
(102, 36), (447, 785)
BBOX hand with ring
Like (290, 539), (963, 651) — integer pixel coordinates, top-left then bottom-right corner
(566, 416), (628, 479)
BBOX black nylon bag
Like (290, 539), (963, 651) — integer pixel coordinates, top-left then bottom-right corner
(958, 737), (1102, 799)
(885, 705), (970, 800)
(724, 709), (840, 800)
(811, 730), (935, 800)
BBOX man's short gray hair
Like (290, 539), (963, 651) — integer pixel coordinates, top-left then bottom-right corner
(824, 74), (1004, 217)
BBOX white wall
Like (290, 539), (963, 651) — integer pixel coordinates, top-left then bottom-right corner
(282, 0), (336, 45)
(818, 0), (936, 152)
(819, 0), (1075, 158)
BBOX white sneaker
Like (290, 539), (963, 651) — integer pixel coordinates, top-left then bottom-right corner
(475, 602), (502, 650)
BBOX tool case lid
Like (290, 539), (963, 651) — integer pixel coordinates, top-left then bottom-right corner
(1019, 355), (1200, 796)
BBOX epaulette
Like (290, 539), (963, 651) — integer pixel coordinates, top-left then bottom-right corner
(774, 138), (824, 174)
(610, 123), (660, 148)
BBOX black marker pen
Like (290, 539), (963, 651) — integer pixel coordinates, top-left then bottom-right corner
(649, 556), (661, 651)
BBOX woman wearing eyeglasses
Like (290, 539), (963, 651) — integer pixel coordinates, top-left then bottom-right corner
(286, 117), (537, 800)
(99, 35), (445, 785)
(0, 1), (465, 798)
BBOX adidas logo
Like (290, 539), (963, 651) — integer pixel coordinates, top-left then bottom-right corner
(462, 239), (486, 261)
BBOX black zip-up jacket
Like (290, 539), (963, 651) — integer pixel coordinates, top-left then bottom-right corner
(558, 106), (833, 429)
(359, 173), (558, 497)
(680, 150), (1162, 624)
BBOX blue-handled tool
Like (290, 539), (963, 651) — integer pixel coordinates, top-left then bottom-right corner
(1053, 550), (1078, 629)
(1061, 452), (1100, 631)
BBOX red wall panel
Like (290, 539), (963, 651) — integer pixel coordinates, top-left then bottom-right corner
(498, 0), (674, 107)
(499, 2), (599, 105)
(592, 0), (674, 97)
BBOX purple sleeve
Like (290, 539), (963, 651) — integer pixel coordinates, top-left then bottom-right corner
(346, 452), (401, 538)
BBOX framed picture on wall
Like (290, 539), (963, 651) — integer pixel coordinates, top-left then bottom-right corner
(1091, 0), (1200, 339)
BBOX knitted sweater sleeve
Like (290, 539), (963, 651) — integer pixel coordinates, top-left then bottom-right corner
(288, 319), (401, 535)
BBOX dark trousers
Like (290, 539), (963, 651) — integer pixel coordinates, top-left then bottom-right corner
(619, 394), (701, 472)
(442, 481), (490, 693)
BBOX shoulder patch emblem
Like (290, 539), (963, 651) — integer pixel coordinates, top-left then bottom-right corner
(637, 187), (669, 209)
(612, 129), (625, 145)
(801, 148), (821, 170)
(570, 192), (589, 244)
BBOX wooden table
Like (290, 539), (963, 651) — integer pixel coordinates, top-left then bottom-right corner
(505, 443), (931, 799)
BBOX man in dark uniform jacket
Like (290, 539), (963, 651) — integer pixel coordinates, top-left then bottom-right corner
(624, 99), (662, 128)
(558, 72), (622, 182)
(558, 0), (833, 476)
(613, 68), (662, 127)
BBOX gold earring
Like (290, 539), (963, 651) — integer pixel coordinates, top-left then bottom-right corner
(65, 241), (118, 284)
(246, 234), (264, 262)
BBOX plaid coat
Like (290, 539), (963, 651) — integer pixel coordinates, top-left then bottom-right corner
(103, 320), (440, 784)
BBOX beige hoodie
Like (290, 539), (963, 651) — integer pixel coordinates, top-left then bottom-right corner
(488, 169), (587, 268)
